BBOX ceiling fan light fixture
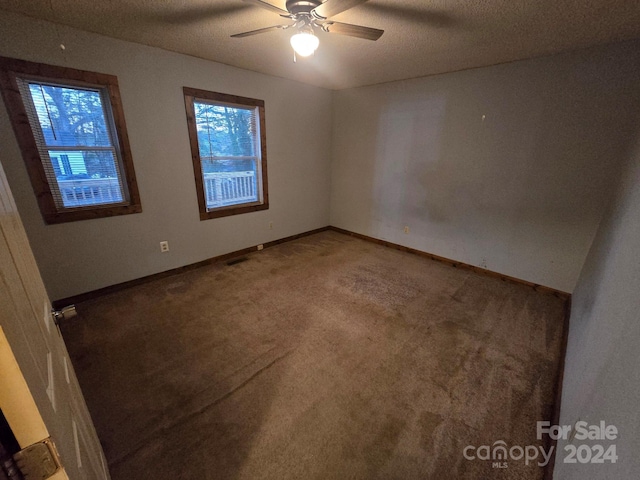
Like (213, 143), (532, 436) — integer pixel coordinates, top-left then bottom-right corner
(290, 30), (319, 57)
(232, 0), (384, 60)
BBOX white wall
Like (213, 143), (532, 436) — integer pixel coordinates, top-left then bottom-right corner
(0, 11), (333, 300)
(2, 10), (640, 301)
(554, 133), (640, 478)
(330, 42), (640, 292)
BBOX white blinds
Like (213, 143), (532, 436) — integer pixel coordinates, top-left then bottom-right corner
(17, 78), (127, 210)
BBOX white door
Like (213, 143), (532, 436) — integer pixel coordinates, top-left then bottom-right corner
(0, 156), (108, 479)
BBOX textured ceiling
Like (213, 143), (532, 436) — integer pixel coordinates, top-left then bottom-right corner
(1, 0), (640, 89)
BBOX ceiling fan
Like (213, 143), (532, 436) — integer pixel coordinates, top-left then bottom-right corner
(231, 0), (384, 59)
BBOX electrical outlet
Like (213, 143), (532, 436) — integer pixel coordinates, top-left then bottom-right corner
(404, 226), (410, 234)
(269, 221), (273, 230)
(160, 241), (169, 253)
(257, 244), (264, 251)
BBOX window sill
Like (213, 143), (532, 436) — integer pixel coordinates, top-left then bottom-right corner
(43, 203), (142, 224)
(199, 201), (268, 221)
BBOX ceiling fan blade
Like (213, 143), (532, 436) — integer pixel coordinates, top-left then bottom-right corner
(231, 25), (289, 38)
(322, 21), (383, 41)
(312, 0), (369, 20)
(243, 0), (290, 16)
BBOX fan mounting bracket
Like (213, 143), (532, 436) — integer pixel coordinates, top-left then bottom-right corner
(285, 0), (322, 16)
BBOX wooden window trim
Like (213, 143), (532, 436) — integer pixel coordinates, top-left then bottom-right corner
(183, 87), (269, 220)
(0, 56), (141, 224)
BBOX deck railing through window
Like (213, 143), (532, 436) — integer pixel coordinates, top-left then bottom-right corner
(57, 178), (123, 207)
(203, 171), (257, 208)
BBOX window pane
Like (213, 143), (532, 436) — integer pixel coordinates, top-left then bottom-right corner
(194, 102), (257, 158)
(183, 88), (268, 220)
(201, 159), (258, 209)
(2, 58), (141, 223)
(28, 83), (112, 147)
(50, 150), (124, 208)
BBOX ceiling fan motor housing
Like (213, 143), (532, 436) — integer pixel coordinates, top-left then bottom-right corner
(231, 0), (383, 44)
(285, 0), (322, 15)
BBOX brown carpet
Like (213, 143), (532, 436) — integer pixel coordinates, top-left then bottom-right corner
(60, 231), (566, 479)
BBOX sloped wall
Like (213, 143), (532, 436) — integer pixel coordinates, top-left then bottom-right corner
(554, 134), (640, 479)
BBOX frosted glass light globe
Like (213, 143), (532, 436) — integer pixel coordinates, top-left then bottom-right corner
(290, 32), (319, 57)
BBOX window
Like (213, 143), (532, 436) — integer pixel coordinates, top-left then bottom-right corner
(0, 57), (141, 224)
(183, 87), (269, 220)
